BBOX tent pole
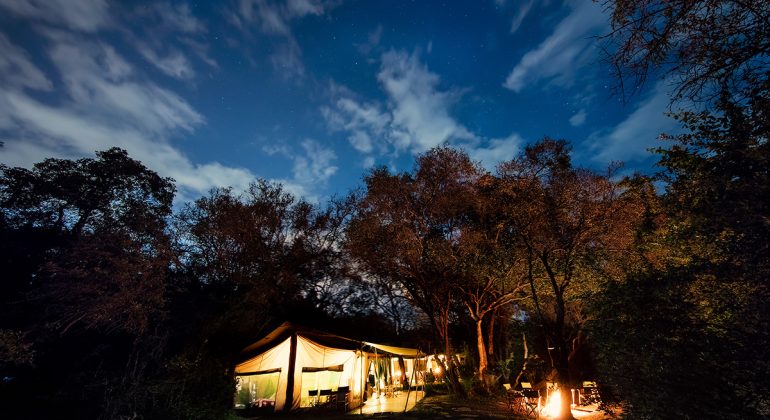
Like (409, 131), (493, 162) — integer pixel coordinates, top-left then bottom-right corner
(359, 347), (364, 415)
(404, 350), (420, 412)
(283, 333), (298, 412)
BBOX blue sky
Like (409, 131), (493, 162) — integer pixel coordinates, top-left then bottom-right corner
(0, 0), (679, 203)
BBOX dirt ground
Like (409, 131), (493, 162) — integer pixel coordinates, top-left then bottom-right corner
(237, 394), (615, 419)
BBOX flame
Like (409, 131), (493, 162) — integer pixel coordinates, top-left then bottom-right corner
(542, 387), (562, 418)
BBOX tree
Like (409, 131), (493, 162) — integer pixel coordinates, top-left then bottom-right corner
(457, 174), (530, 381)
(603, 0), (770, 103)
(346, 149), (472, 395)
(497, 139), (643, 419)
(600, 2), (770, 415)
(591, 88), (770, 419)
(348, 147), (531, 390)
(0, 148), (176, 418)
(173, 181), (359, 345)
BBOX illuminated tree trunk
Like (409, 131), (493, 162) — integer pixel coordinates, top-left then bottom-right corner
(486, 310), (496, 360)
(476, 317), (488, 380)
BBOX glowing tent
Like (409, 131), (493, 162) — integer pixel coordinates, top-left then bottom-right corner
(234, 322), (425, 412)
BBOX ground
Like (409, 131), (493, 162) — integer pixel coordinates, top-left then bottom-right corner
(236, 394), (614, 419)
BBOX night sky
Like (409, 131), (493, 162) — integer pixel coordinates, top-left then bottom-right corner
(0, 0), (678, 203)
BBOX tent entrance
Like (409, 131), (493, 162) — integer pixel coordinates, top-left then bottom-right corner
(300, 365), (344, 407)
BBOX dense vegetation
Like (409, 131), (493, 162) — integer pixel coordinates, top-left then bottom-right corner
(1, 1), (768, 419)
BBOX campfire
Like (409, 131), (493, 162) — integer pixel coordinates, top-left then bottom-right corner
(541, 386), (562, 418)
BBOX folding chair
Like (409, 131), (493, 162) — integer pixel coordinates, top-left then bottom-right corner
(332, 386), (350, 412)
(308, 389), (320, 406)
(520, 382), (541, 418)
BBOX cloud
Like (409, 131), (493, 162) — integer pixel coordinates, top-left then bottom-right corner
(569, 109), (587, 127)
(586, 82), (679, 164)
(509, 0), (534, 33)
(227, 0), (337, 79)
(356, 24), (383, 55)
(292, 139), (338, 185)
(378, 50), (477, 152)
(466, 133), (523, 171)
(0, 33), (53, 91)
(322, 50), (477, 167)
(321, 93), (390, 154)
(152, 2), (207, 34)
(134, 42), (196, 80)
(128, 2), (215, 80)
(0, 0), (112, 32)
(503, 0), (606, 92)
(0, 34), (255, 203)
(259, 139), (338, 202)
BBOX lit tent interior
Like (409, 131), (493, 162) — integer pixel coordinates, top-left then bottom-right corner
(234, 322), (426, 412)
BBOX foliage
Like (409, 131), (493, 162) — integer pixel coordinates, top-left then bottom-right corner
(591, 90), (770, 419)
(603, 0), (770, 103)
(0, 148), (176, 418)
(495, 138), (644, 419)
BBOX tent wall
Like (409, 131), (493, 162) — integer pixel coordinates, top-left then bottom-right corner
(291, 335), (358, 410)
(234, 337), (292, 410)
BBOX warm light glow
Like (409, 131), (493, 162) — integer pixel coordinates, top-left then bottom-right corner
(542, 387), (562, 418)
(432, 367), (442, 374)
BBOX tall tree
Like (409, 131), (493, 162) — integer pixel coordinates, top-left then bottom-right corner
(497, 139), (643, 419)
(346, 149), (471, 395)
(0, 148), (175, 418)
(600, 1), (770, 417)
(348, 147), (530, 388)
(604, 0), (770, 103)
(592, 89), (770, 419)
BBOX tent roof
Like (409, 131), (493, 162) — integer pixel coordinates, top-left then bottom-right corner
(238, 322), (423, 361)
(363, 342), (423, 357)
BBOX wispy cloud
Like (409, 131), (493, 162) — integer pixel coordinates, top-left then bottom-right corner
(466, 133), (523, 171)
(509, 0), (534, 33)
(0, 0), (112, 32)
(292, 139), (338, 185)
(356, 24), (383, 56)
(321, 88), (390, 154)
(227, 0), (336, 79)
(378, 50), (477, 152)
(322, 50), (477, 167)
(503, 0), (606, 92)
(569, 109), (587, 127)
(321, 50), (529, 170)
(127, 2), (215, 80)
(0, 33), (53, 91)
(260, 138), (338, 202)
(0, 25), (253, 202)
(586, 82), (678, 164)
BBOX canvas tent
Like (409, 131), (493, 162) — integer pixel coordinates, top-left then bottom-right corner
(234, 322), (425, 412)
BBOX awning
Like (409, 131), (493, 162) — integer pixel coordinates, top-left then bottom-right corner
(364, 341), (423, 357)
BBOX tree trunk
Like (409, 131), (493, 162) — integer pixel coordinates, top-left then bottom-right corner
(476, 318), (488, 380)
(486, 310), (496, 360)
(438, 307), (467, 398)
(513, 332), (528, 387)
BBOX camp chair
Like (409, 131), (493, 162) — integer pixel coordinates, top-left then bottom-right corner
(331, 386), (349, 412)
(519, 382), (541, 418)
(319, 389), (332, 406)
(308, 389), (320, 406)
(503, 383), (519, 411)
(580, 381), (600, 406)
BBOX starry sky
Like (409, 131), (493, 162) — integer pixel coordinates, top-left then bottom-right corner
(0, 0), (679, 203)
